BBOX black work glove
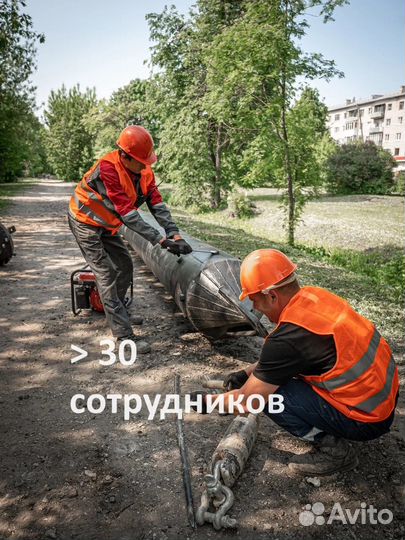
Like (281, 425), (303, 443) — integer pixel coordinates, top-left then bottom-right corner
(160, 238), (181, 256)
(175, 238), (192, 254)
(223, 369), (249, 391)
(188, 390), (208, 414)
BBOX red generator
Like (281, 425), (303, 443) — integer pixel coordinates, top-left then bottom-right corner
(70, 266), (133, 315)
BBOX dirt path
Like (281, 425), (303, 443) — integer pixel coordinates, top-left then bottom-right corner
(0, 179), (404, 540)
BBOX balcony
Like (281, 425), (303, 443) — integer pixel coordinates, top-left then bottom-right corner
(369, 125), (383, 134)
(370, 109), (385, 119)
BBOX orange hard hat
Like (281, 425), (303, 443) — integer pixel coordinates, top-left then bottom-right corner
(116, 125), (157, 165)
(239, 249), (297, 301)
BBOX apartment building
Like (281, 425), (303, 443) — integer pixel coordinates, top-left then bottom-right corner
(327, 86), (405, 171)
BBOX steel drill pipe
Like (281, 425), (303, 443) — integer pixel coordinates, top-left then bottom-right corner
(120, 213), (266, 340)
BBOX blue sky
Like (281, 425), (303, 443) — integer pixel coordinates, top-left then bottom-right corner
(27, 0), (404, 111)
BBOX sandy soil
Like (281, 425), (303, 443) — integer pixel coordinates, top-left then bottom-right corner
(0, 179), (404, 540)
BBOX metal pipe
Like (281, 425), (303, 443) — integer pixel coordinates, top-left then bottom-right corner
(121, 214), (267, 340)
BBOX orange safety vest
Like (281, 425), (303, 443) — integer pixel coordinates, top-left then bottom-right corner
(69, 150), (155, 234)
(271, 286), (399, 423)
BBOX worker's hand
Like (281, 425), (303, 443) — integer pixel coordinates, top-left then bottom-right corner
(188, 391), (208, 414)
(160, 238), (181, 256)
(175, 238), (192, 254)
(223, 369), (249, 391)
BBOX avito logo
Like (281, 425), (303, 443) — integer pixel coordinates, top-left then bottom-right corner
(299, 502), (393, 526)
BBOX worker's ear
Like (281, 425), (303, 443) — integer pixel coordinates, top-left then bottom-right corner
(268, 290), (280, 305)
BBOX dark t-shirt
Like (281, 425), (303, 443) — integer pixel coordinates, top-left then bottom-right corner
(253, 323), (337, 386)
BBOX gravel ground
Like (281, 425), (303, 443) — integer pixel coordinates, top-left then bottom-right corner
(0, 179), (404, 540)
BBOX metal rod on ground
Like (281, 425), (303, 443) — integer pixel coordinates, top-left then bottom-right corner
(191, 249), (219, 254)
(174, 374), (196, 529)
(201, 378), (225, 390)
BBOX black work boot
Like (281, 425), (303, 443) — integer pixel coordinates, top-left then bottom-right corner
(116, 334), (151, 355)
(128, 312), (144, 325)
(288, 435), (358, 476)
(124, 306), (143, 325)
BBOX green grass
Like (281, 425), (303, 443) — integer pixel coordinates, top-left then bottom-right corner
(162, 185), (405, 300)
(244, 190), (404, 251)
(171, 209), (404, 353)
(163, 186), (404, 355)
(0, 179), (39, 212)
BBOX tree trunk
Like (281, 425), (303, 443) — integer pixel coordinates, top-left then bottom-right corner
(210, 123), (223, 208)
(280, 78), (295, 246)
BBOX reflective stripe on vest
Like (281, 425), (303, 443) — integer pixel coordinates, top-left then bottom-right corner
(355, 355), (396, 413)
(310, 327), (381, 392)
(72, 193), (112, 229)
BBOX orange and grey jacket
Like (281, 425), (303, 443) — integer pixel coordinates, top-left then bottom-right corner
(271, 286), (399, 423)
(69, 150), (179, 244)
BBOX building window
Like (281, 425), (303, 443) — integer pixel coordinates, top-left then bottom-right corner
(394, 148), (400, 156)
(399, 117), (403, 124)
(344, 112), (347, 119)
(396, 133), (402, 140)
(334, 114), (340, 120)
(400, 101), (404, 110)
(334, 127), (339, 132)
(368, 107), (372, 113)
(386, 119), (391, 126)
(359, 109), (364, 116)
(385, 134), (390, 141)
(388, 104), (392, 111)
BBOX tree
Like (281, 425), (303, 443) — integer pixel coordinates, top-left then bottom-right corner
(273, 87), (330, 225)
(84, 79), (156, 158)
(204, 0), (347, 244)
(44, 85), (97, 181)
(146, 2), (247, 209)
(316, 131), (338, 184)
(0, 0), (45, 182)
(23, 113), (50, 177)
(325, 141), (396, 194)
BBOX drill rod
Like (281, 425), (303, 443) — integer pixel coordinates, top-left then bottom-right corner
(174, 374), (196, 529)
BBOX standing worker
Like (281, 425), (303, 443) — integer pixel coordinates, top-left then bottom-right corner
(68, 125), (192, 353)
(192, 249), (399, 475)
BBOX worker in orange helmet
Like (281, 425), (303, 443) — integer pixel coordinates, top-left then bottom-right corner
(68, 125), (192, 353)
(192, 249), (399, 476)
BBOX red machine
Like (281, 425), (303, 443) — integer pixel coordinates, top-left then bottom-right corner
(70, 266), (133, 315)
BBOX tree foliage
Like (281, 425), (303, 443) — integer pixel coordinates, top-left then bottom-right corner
(325, 141), (396, 194)
(0, 0), (45, 182)
(146, 0), (347, 242)
(84, 79), (157, 158)
(203, 0), (346, 244)
(44, 85), (97, 181)
(146, 2), (247, 210)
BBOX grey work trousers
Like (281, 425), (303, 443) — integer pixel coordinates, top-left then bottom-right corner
(68, 214), (133, 338)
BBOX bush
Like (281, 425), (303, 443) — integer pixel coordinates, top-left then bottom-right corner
(227, 192), (256, 219)
(325, 141), (395, 195)
(394, 171), (405, 195)
(297, 243), (404, 302)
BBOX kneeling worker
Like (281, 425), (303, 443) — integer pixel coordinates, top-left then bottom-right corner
(194, 249), (399, 475)
(68, 125), (192, 353)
